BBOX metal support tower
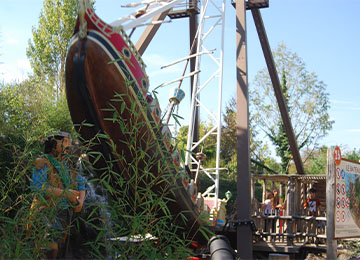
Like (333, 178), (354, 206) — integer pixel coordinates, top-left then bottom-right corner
(185, 0), (226, 208)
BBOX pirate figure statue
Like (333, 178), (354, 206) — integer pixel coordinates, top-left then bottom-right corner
(30, 131), (86, 259)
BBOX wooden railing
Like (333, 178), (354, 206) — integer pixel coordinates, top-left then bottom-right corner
(252, 214), (327, 245)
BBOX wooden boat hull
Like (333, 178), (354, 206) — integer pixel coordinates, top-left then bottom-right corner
(65, 7), (206, 243)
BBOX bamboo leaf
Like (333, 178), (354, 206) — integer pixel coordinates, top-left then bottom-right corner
(120, 102), (126, 114)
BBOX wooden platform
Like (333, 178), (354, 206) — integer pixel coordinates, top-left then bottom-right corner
(253, 241), (326, 254)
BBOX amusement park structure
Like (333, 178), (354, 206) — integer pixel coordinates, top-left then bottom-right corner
(65, 0), (310, 258)
(110, 0), (228, 210)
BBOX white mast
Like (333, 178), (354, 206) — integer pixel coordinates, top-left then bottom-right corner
(185, 0), (226, 208)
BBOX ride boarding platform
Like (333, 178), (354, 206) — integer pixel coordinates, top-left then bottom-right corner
(246, 174), (327, 258)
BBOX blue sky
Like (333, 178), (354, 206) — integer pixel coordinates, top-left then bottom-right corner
(0, 0), (359, 154)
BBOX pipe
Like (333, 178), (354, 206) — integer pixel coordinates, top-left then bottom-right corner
(208, 235), (235, 260)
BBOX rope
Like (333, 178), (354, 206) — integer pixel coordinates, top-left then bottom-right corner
(164, 8), (202, 123)
(78, 0), (87, 39)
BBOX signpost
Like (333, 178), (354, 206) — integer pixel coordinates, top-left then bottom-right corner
(327, 147), (337, 259)
(334, 155), (360, 238)
(327, 146), (360, 258)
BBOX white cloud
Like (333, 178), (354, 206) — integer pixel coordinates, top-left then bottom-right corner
(1, 70), (28, 83)
(2, 28), (22, 46)
(148, 65), (182, 78)
(330, 99), (353, 105)
(143, 53), (183, 80)
(0, 58), (31, 83)
(143, 53), (171, 67)
(348, 129), (360, 133)
(17, 59), (31, 72)
(330, 99), (360, 111)
(5, 37), (19, 45)
(349, 106), (360, 111)
(144, 53), (182, 71)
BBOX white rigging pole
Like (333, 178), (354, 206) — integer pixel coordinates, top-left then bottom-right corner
(185, 0), (226, 208)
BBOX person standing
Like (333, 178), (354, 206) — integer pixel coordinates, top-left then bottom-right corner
(30, 131), (86, 259)
(262, 190), (274, 235)
(303, 187), (321, 243)
(272, 188), (281, 215)
(304, 187), (321, 216)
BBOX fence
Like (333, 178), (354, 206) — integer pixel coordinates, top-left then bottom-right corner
(252, 214), (327, 245)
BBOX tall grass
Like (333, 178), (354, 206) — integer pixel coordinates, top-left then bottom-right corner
(0, 89), (208, 259)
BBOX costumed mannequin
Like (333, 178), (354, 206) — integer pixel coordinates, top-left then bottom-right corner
(30, 131), (86, 259)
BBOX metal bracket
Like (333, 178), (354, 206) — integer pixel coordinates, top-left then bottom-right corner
(233, 219), (257, 232)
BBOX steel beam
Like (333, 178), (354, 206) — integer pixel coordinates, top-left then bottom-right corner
(236, 0), (252, 258)
(251, 8), (305, 175)
(135, 11), (170, 55)
(189, 0), (200, 163)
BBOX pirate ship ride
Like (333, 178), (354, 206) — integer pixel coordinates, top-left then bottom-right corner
(65, 1), (227, 243)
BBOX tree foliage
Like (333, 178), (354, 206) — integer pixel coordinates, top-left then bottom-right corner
(26, 0), (79, 97)
(250, 44), (334, 173)
(0, 78), (75, 189)
(221, 97), (274, 177)
(301, 145), (328, 175)
(0, 78), (74, 139)
(343, 148), (360, 162)
(220, 97), (237, 165)
(264, 71), (293, 173)
(0, 124), (198, 259)
(1, 78), (46, 136)
(176, 121), (217, 167)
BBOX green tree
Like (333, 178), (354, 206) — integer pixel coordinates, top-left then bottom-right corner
(221, 97), (237, 165)
(221, 96), (274, 177)
(250, 44), (334, 174)
(26, 0), (79, 98)
(0, 77), (74, 139)
(176, 120), (217, 167)
(302, 145), (328, 175)
(344, 148), (360, 162)
(265, 71), (294, 174)
(0, 78), (48, 136)
(0, 77), (75, 185)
